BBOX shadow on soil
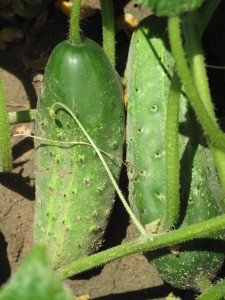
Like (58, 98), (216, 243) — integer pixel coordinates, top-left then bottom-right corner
(0, 232), (11, 285)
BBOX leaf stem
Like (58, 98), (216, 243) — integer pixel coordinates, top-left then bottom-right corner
(167, 16), (225, 152)
(57, 213), (225, 279)
(163, 71), (181, 230)
(49, 102), (147, 237)
(69, 0), (82, 45)
(100, 0), (115, 66)
(183, 11), (225, 190)
(0, 79), (12, 172)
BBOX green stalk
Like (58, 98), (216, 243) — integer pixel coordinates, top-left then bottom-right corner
(198, 0), (221, 36)
(0, 79), (12, 172)
(69, 0), (82, 45)
(8, 109), (36, 125)
(183, 11), (225, 190)
(100, 0), (115, 66)
(57, 213), (225, 279)
(49, 102), (147, 237)
(182, 12), (215, 117)
(163, 71), (181, 230)
(167, 16), (225, 152)
(197, 279), (225, 300)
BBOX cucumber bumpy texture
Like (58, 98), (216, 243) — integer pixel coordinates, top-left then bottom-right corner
(125, 15), (225, 289)
(33, 38), (125, 269)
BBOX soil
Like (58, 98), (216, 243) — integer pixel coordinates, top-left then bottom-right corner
(0, 1), (225, 300)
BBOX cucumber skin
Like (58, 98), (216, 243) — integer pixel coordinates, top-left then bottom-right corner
(126, 15), (225, 289)
(34, 39), (125, 269)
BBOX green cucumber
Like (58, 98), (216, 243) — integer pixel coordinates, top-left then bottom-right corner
(125, 15), (225, 289)
(33, 38), (125, 269)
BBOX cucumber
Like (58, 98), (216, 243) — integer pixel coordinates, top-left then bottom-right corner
(125, 15), (225, 289)
(33, 39), (125, 269)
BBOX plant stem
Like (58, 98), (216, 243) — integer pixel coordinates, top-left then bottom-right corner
(198, 0), (221, 36)
(182, 12), (215, 119)
(167, 16), (225, 152)
(49, 102), (147, 237)
(183, 11), (225, 190)
(100, 0), (115, 66)
(0, 79), (12, 172)
(163, 71), (181, 230)
(8, 109), (36, 125)
(57, 213), (225, 279)
(69, 0), (82, 45)
(196, 279), (225, 300)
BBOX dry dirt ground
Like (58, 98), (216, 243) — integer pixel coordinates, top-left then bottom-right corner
(0, 1), (225, 299)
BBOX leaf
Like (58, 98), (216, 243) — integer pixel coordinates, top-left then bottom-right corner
(0, 245), (75, 300)
(137, 0), (205, 16)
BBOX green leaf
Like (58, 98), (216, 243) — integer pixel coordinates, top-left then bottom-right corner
(137, 0), (205, 16)
(0, 245), (75, 300)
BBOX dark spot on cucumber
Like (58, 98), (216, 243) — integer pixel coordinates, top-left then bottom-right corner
(151, 105), (158, 112)
(56, 132), (63, 140)
(91, 210), (98, 218)
(111, 100), (116, 107)
(49, 150), (55, 157)
(90, 225), (101, 234)
(135, 87), (140, 94)
(111, 141), (118, 150)
(155, 191), (163, 200)
(154, 151), (162, 159)
(140, 169), (146, 177)
(40, 121), (46, 128)
(78, 155), (85, 164)
(48, 183), (53, 190)
(137, 127), (144, 133)
(98, 186), (104, 194)
(118, 127), (123, 134)
(84, 179), (92, 188)
(71, 189), (76, 195)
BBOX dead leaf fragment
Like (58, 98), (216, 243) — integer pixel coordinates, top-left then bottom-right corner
(0, 26), (24, 43)
(77, 295), (90, 300)
(23, 50), (50, 71)
(55, 0), (96, 19)
(116, 13), (139, 38)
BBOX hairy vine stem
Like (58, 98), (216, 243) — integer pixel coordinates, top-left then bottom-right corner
(168, 16), (225, 152)
(0, 79), (12, 172)
(58, 214), (225, 279)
